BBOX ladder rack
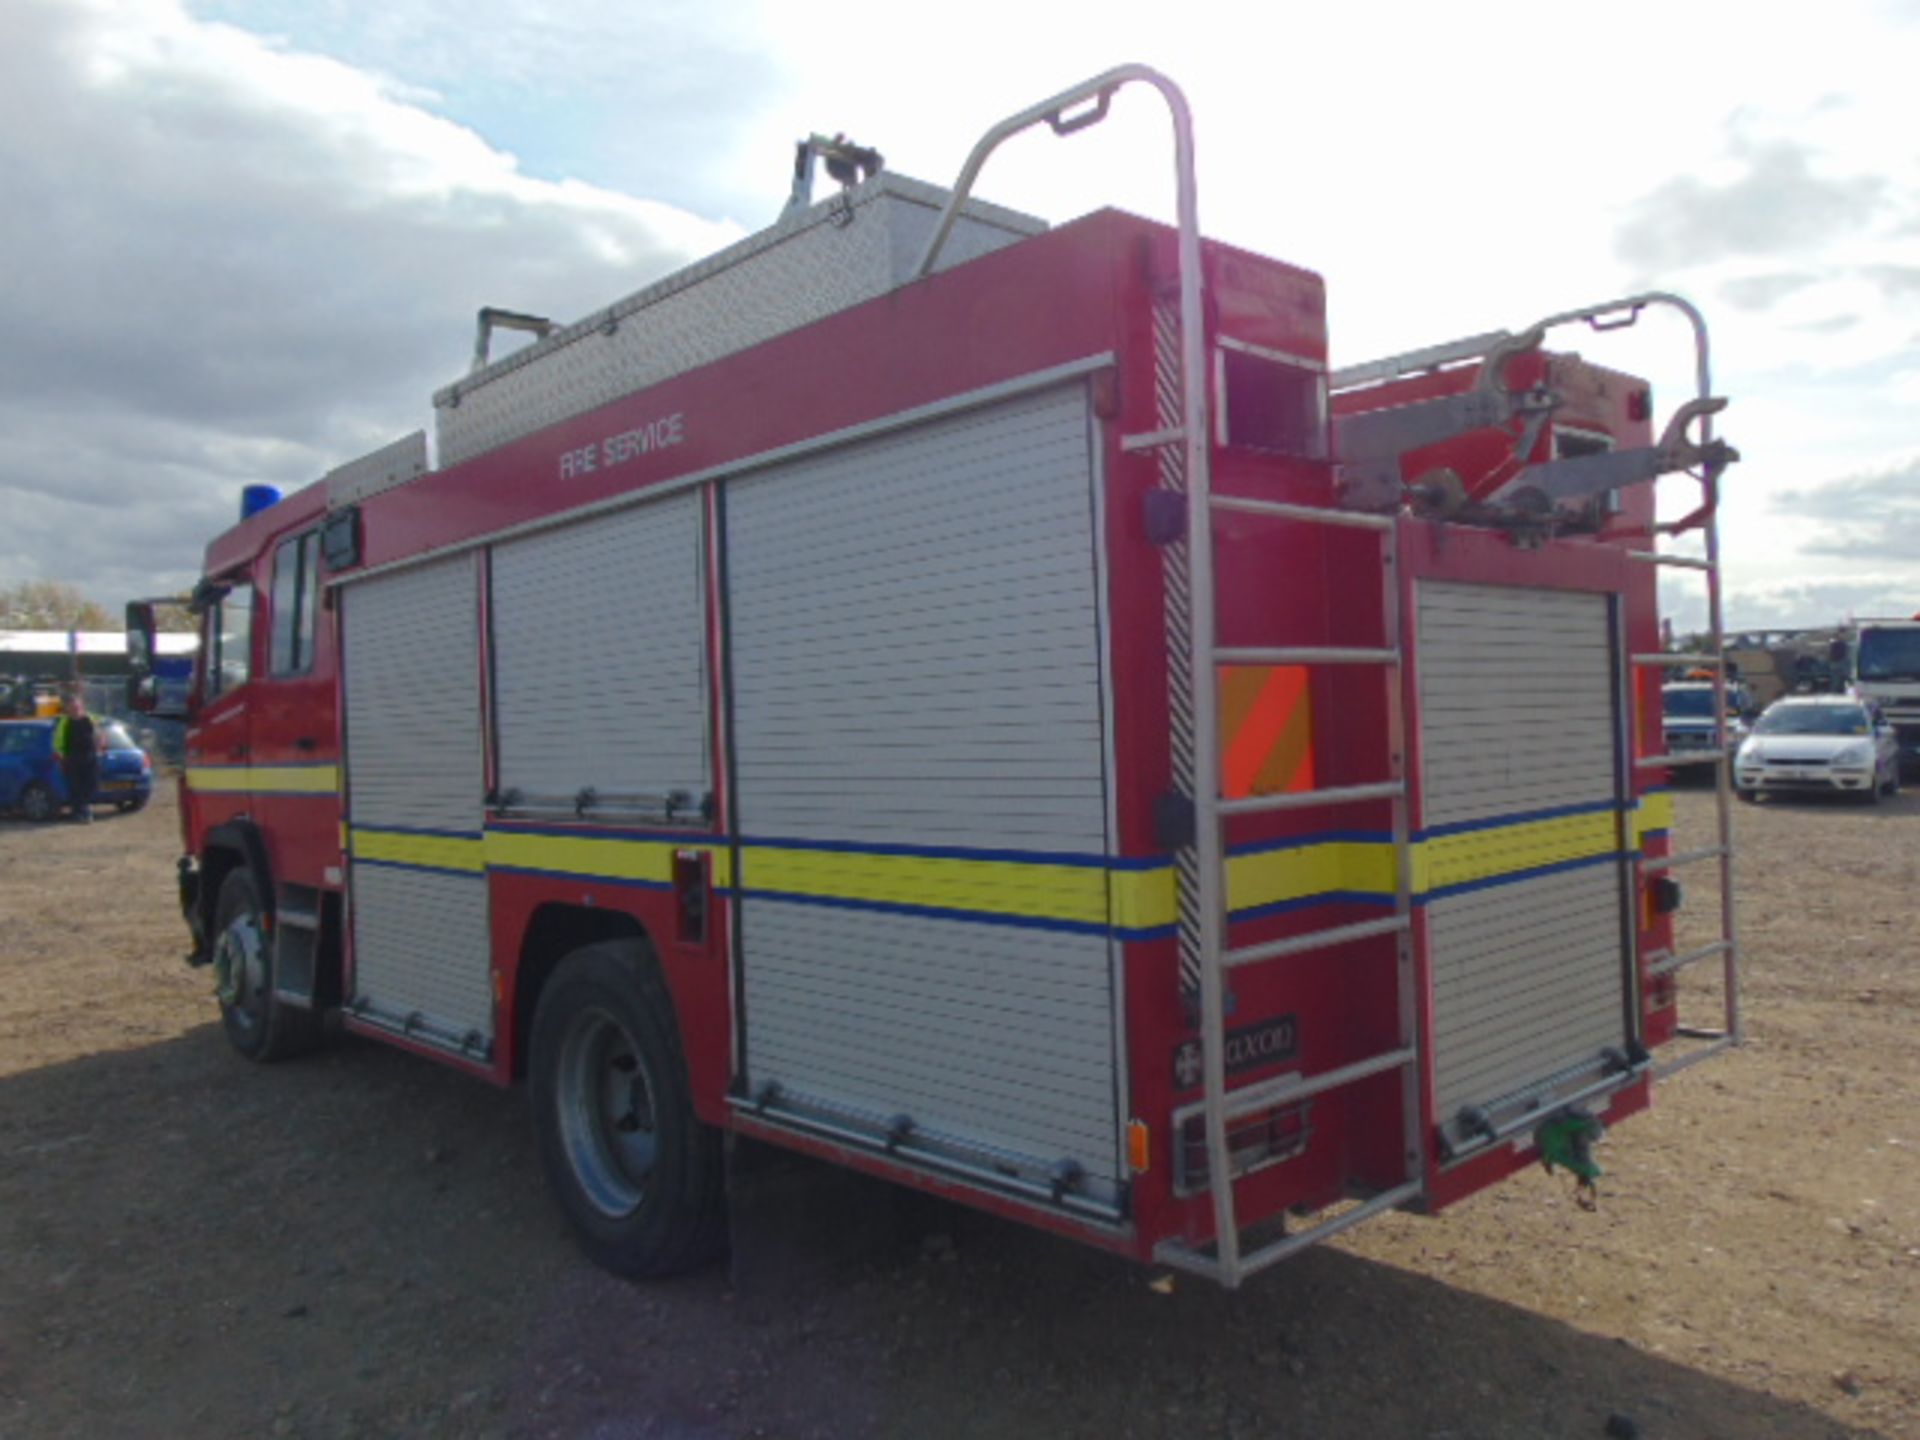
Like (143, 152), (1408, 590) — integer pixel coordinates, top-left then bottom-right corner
(1325, 295), (1746, 1082)
(923, 73), (1738, 1285)
(1151, 419), (1423, 1289)
(1152, 287), (1742, 1284)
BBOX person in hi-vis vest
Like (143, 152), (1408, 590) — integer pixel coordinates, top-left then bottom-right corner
(52, 689), (98, 822)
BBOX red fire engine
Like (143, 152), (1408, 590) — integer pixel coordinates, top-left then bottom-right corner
(127, 67), (1743, 1287)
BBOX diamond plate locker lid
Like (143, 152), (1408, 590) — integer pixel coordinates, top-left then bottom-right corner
(432, 174), (1047, 469)
(323, 431), (429, 507)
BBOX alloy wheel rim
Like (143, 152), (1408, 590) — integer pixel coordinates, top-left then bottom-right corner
(555, 1007), (658, 1219)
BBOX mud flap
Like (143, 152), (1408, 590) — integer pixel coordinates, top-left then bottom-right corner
(179, 857), (208, 965)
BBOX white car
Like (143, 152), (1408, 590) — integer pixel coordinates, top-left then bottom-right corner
(1734, 697), (1902, 803)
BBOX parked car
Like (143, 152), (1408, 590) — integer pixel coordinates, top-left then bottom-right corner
(0, 717), (154, 820)
(1733, 697), (1901, 803)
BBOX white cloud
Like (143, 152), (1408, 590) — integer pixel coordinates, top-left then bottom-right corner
(0, 0), (740, 604)
(5, 0), (1919, 642)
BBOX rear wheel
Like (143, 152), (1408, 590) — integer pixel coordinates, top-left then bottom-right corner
(18, 782), (55, 822)
(529, 939), (726, 1277)
(211, 869), (323, 1061)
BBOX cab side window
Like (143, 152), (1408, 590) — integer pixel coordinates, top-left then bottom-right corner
(269, 531), (322, 676)
(206, 583), (255, 699)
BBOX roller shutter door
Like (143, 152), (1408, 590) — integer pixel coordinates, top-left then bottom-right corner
(343, 555), (491, 1043)
(491, 494), (709, 808)
(1416, 582), (1631, 1153)
(726, 384), (1121, 1204)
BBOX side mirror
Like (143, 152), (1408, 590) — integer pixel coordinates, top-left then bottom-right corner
(124, 601), (157, 713)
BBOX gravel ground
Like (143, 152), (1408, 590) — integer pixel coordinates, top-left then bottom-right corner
(0, 782), (1914, 1439)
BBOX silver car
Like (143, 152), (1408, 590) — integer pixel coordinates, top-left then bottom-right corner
(1733, 697), (1902, 803)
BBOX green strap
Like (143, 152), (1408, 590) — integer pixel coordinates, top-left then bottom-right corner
(1536, 1112), (1605, 1209)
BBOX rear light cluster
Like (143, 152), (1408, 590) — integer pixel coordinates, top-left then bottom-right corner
(1174, 1100), (1313, 1195)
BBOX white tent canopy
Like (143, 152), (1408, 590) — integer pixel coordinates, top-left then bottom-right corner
(0, 630), (197, 656)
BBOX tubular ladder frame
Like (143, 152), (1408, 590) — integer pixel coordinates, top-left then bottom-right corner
(1531, 292), (1741, 1072)
(921, 80), (1736, 1285)
(920, 65), (1245, 1286)
(1154, 504), (1421, 1288)
(927, 65), (1425, 1288)
(1335, 293), (1744, 1082)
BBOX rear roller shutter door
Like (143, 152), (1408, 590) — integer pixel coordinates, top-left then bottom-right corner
(1416, 582), (1633, 1155)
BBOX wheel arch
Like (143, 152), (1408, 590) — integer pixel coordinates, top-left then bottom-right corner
(196, 820), (275, 958)
(509, 903), (656, 1082)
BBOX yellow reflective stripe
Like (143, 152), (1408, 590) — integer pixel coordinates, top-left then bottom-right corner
(252, 765), (341, 794)
(335, 795), (1675, 927)
(483, 830), (734, 889)
(1635, 790), (1674, 840)
(185, 767), (248, 793)
(743, 847), (1108, 926)
(187, 764), (340, 794)
(1226, 839), (1394, 913)
(1111, 867), (1176, 932)
(1418, 810), (1619, 892)
(351, 828), (485, 873)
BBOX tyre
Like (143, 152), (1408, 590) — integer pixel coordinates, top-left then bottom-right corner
(529, 939), (726, 1278)
(1734, 786), (1757, 804)
(117, 794), (149, 814)
(210, 868), (323, 1062)
(18, 782), (55, 822)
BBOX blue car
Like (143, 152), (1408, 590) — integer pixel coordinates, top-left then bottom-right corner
(0, 718), (154, 821)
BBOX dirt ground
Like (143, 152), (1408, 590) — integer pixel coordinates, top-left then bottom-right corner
(1, 782), (1914, 1440)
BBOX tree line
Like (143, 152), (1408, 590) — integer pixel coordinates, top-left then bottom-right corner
(0, 581), (197, 633)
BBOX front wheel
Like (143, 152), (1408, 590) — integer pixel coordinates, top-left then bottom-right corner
(211, 868), (323, 1061)
(1735, 786), (1758, 805)
(528, 939), (726, 1278)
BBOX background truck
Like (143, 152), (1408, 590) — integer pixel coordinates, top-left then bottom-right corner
(1852, 615), (1920, 774)
(1661, 678), (1755, 771)
(126, 66), (1742, 1289)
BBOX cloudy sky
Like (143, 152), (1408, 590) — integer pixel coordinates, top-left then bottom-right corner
(3, 0), (1916, 631)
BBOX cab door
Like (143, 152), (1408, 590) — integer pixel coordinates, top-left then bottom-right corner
(253, 529), (340, 888)
(182, 575), (259, 841)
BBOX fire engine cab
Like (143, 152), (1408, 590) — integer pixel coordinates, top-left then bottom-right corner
(128, 67), (1743, 1287)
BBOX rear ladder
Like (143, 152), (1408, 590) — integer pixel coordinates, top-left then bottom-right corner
(1330, 295), (1743, 1077)
(919, 67), (1417, 1283)
(1163, 494), (1424, 1286)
